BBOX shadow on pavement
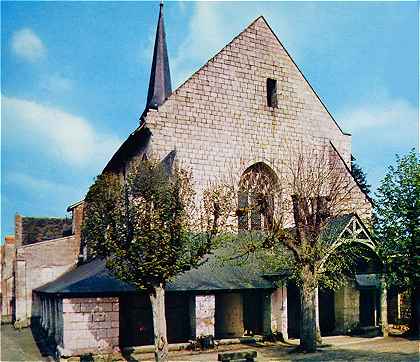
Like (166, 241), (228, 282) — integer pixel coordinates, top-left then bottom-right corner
(29, 320), (57, 360)
(263, 344), (419, 361)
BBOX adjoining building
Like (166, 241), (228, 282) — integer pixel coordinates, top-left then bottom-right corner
(2, 3), (393, 357)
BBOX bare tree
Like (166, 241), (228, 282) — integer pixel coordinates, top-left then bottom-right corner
(222, 142), (366, 352)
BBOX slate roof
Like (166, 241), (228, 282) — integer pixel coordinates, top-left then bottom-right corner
(320, 213), (355, 244)
(103, 126), (151, 173)
(35, 252), (274, 296)
(145, 2), (172, 111)
(355, 273), (381, 288)
(35, 214), (372, 296)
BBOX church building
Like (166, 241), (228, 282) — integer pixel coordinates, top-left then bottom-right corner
(1, 4), (390, 358)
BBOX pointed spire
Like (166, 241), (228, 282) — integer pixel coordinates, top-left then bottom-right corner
(146, 1), (172, 110)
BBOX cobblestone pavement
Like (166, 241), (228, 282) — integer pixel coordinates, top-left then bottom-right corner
(1, 323), (418, 362)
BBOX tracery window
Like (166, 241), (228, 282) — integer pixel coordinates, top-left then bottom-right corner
(238, 163), (279, 231)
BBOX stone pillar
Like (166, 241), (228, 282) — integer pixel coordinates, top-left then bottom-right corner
(15, 259), (27, 321)
(41, 297), (45, 328)
(380, 279), (388, 336)
(15, 214), (23, 247)
(270, 287), (288, 340)
(46, 298), (51, 334)
(215, 293), (243, 338)
(262, 291), (272, 335)
(72, 203), (84, 244)
(334, 283), (360, 333)
(190, 295), (215, 338)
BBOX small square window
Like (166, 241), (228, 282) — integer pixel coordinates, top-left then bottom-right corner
(266, 78), (278, 108)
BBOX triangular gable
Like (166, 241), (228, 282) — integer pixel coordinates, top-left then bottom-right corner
(150, 16), (348, 138)
(336, 214), (375, 251)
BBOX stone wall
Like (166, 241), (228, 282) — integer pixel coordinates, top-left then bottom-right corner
(15, 214), (72, 246)
(141, 16), (371, 221)
(334, 283), (360, 333)
(60, 297), (119, 356)
(270, 287), (288, 339)
(215, 293), (244, 338)
(14, 236), (80, 321)
(1, 236), (16, 321)
(71, 203), (84, 246)
(190, 295), (215, 338)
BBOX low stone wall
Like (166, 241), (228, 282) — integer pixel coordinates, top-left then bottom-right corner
(60, 297), (119, 357)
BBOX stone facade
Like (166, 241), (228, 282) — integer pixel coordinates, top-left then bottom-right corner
(190, 295), (215, 338)
(142, 17), (371, 221)
(15, 214), (72, 246)
(2, 206), (83, 323)
(61, 297), (119, 356)
(270, 287), (288, 339)
(1, 236), (16, 322)
(3, 11), (381, 357)
(15, 235), (80, 321)
(39, 296), (119, 357)
(334, 283), (360, 333)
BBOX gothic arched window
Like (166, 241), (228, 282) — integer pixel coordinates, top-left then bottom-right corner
(238, 163), (279, 231)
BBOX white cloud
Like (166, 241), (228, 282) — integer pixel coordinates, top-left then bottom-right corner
(171, 3), (244, 87)
(170, 2), (296, 88)
(338, 93), (418, 191)
(12, 28), (46, 62)
(338, 95), (418, 144)
(2, 95), (122, 169)
(41, 74), (74, 93)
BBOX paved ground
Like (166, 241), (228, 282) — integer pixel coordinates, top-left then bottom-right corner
(165, 335), (419, 362)
(1, 323), (418, 361)
(1, 323), (55, 362)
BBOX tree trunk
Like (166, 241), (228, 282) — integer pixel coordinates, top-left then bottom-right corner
(409, 285), (420, 338)
(150, 284), (168, 362)
(300, 271), (317, 352)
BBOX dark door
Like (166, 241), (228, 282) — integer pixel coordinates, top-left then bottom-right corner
(243, 291), (263, 335)
(287, 283), (301, 338)
(165, 293), (190, 343)
(119, 294), (154, 347)
(319, 288), (335, 335)
(359, 289), (376, 327)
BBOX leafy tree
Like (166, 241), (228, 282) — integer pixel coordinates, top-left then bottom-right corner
(374, 149), (420, 337)
(351, 159), (371, 196)
(82, 159), (228, 361)
(222, 146), (370, 352)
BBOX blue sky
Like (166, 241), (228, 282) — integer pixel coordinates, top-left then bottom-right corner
(1, 1), (418, 240)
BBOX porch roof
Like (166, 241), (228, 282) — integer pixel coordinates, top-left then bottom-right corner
(35, 253), (274, 296)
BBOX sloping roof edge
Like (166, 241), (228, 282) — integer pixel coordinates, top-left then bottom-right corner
(159, 15), (350, 137)
(258, 16), (350, 137)
(329, 141), (373, 205)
